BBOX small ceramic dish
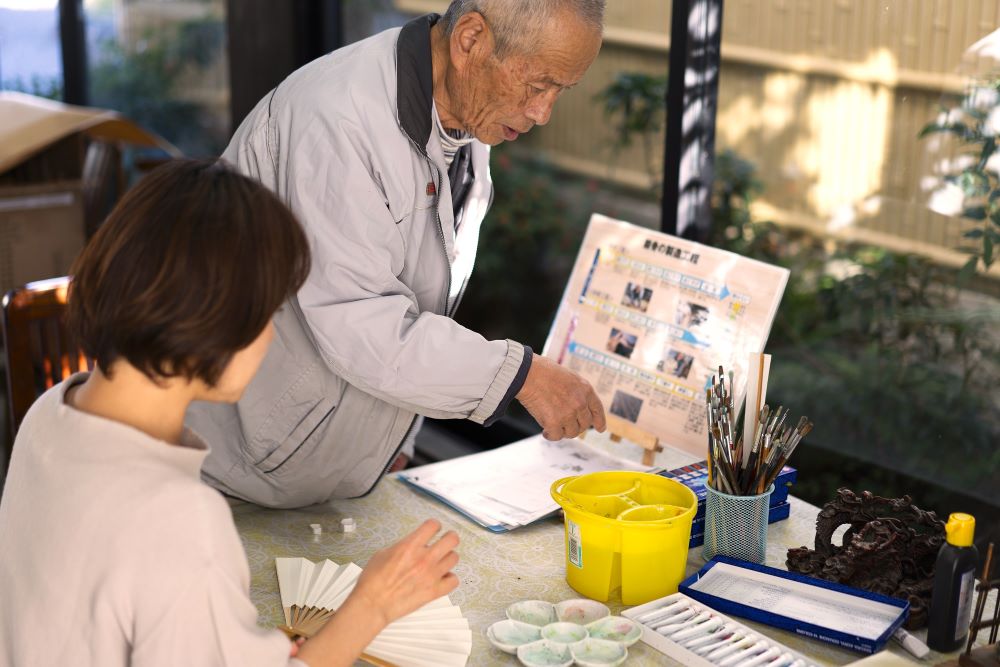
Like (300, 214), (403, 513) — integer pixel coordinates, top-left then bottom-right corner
(486, 619), (542, 654)
(507, 599), (558, 626)
(570, 637), (628, 667)
(516, 638), (574, 667)
(554, 598), (610, 625)
(540, 621), (588, 644)
(585, 615), (642, 647)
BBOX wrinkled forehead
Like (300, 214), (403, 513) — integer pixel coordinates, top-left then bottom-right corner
(503, 24), (602, 86)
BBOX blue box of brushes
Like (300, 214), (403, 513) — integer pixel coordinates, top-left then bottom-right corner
(679, 556), (910, 654)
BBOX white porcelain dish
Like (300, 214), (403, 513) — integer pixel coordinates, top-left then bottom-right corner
(507, 599), (558, 626)
(487, 618), (542, 654)
(554, 598), (610, 625)
(517, 638), (575, 667)
(570, 637), (628, 667)
(540, 621), (589, 644)
(585, 615), (642, 647)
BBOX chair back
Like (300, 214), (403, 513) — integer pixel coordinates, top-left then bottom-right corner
(2, 277), (91, 450)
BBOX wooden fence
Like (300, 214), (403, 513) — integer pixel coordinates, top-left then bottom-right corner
(400, 0), (1000, 278)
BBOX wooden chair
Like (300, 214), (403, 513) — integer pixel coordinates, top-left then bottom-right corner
(2, 277), (92, 465)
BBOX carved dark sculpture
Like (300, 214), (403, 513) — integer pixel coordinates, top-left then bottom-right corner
(787, 488), (945, 629)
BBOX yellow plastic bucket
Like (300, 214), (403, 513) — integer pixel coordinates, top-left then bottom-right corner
(550, 471), (697, 605)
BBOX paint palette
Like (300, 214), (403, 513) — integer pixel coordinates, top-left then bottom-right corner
(586, 616), (643, 646)
(622, 592), (819, 667)
(489, 599), (639, 666)
(487, 619), (542, 653)
(507, 600), (560, 626)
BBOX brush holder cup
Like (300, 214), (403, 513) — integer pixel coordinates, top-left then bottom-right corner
(703, 484), (774, 564)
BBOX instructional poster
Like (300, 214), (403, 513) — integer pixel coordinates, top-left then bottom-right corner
(542, 214), (789, 457)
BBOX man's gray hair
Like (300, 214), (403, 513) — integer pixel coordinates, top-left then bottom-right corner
(441, 0), (605, 60)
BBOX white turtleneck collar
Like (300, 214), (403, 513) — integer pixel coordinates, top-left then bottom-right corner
(432, 102), (475, 168)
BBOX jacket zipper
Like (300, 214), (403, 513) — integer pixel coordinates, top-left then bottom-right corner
(428, 159), (455, 315)
(447, 178), (493, 315)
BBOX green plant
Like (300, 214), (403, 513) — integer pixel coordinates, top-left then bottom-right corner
(589, 71), (999, 510)
(919, 76), (1000, 280)
(692, 142), (1000, 505)
(2, 74), (62, 100)
(595, 72), (667, 189)
(89, 18), (226, 156)
(709, 149), (787, 259)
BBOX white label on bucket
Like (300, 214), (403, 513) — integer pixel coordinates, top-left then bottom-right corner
(568, 519), (583, 568)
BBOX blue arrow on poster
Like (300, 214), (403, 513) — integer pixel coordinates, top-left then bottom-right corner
(682, 330), (707, 346)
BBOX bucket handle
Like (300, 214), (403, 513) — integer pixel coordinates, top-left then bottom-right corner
(550, 476), (584, 511)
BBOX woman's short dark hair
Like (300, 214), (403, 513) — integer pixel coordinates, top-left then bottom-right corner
(68, 158), (311, 386)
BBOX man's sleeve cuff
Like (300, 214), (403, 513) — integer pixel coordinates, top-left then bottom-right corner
(469, 342), (533, 426)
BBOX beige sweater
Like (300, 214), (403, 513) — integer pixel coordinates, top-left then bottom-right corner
(0, 374), (304, 666)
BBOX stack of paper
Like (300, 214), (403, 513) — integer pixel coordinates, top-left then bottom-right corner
(275, 557), (471, 667)
(398, 434), (654, 532)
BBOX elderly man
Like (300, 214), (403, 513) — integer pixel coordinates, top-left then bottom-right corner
(188, 0), (607, 508)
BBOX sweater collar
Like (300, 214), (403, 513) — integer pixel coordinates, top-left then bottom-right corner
(57, 372), (209, 477)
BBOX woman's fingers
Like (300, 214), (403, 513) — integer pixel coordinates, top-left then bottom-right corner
(404, 518), (443, 548)
(425, 530), (459, 561)
(344, 518), (463, 627)
(433, 572), (460, 598)
(431, 549), (460, 578)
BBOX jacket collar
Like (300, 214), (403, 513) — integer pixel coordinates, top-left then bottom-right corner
(396, 13), (439, 151)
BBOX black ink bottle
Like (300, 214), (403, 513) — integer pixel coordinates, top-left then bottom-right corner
(927, 512), (979, 652)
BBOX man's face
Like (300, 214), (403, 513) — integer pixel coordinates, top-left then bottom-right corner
(450, 10), (602, 145)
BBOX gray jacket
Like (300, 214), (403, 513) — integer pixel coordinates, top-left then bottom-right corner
(187, 15), (531, 508)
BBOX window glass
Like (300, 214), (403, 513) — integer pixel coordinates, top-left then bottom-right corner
(708, 1), (999, 530)
(343, 0), (409, 45)
(0, 0), (63, 98)
(523, 0), (998, 530)
(380, 3), (1000, 533)
(84, 0), (229, 156)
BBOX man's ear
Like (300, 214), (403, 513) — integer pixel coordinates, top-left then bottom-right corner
(449, 11), (494, 72)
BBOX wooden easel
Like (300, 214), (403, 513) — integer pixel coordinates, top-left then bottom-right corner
(959, 542), (999, 667)
(597, 414), (663, 466)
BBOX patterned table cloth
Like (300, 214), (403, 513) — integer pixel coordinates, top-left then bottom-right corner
(231, 439), (981, 666)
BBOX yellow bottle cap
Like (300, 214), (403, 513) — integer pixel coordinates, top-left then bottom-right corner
(945, 513), (975, 547)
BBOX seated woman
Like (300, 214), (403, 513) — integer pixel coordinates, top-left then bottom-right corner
(0, 159), (459, 666)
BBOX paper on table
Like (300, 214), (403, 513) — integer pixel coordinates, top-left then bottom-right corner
(399, 434), (655, 530)
(687, 562), (900, 640)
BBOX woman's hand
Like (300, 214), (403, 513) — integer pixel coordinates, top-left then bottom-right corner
(350, 519), (460, 626)
(297, 519), (460, 667)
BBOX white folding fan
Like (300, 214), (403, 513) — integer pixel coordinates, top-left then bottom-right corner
(275, 557), (472, 667)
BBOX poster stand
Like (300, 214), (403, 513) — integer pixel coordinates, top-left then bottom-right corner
(586, 414), (663, 467)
